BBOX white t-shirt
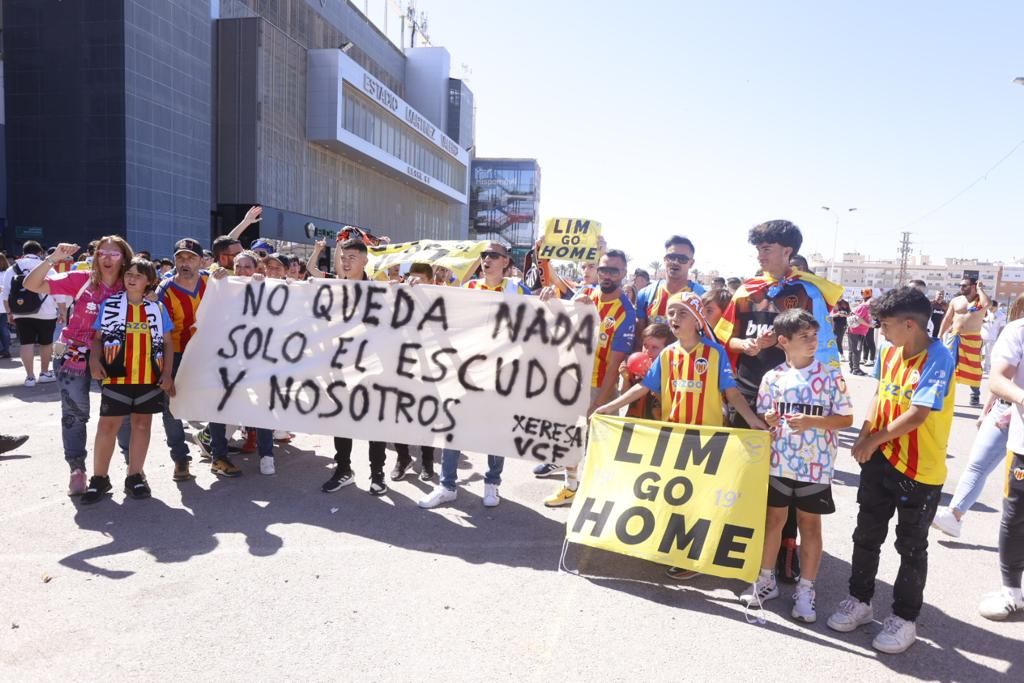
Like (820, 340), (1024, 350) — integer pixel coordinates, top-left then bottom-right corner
(992, 318), (1024, 453)
(756, 360), (854, 483)
(0, 256), (57, 320)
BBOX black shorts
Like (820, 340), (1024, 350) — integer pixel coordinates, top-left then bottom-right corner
(14, 317), (56, 345)
(100, 384), (165, 416)
(768, 476), (836, 514)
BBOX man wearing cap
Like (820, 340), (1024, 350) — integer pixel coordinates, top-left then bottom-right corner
(155, 238), (214, 481)
(250, 239), (273, 259)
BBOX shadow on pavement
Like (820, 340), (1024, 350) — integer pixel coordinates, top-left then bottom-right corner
(60, 447), (564, 577)
(563, 545), (1017, 682)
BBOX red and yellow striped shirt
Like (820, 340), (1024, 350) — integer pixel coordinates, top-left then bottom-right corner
(158, 274), (208, 354)
(106, 303), (159, 386)
(641, 339), (737, 427)
(870, 340), (955, 485)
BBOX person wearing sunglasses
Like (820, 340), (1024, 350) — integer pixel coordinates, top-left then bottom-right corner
(938, 275), (990, 408)
(419, 241), (530, 510)
(544, 249), (636, 507)
(22, 237), (135, 496)
(634, 235), (705, 348)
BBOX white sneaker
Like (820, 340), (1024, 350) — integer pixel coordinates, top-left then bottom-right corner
(739, 573), (779, 605)
(23, 376), (36, 387)
(827, 596), (874, 632)
(37, 371), (56, 384)
(418, 485), (457, 509)
(979, 588), (1024, 621)
(872, 615), (917, 654)
(483, 483), (500, 507)
(931, 507), (962, 538)
(792, 584), (817, 623)
(259, 456), (276, 475)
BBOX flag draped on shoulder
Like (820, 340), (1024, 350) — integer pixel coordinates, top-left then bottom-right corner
(714, 267), (844, 369)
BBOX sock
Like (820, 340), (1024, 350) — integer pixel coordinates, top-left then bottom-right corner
(760, 567), (774, 582)
(798, 577), (814, 590)
(565, 468), (579, 491)
(1008, 586), (1024, 604)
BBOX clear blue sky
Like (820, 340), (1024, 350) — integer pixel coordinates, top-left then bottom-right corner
(415, 0), (1023, 276)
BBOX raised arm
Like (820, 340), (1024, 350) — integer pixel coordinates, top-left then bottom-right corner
(25, 242), (80, 294)
(225, 205), (263, 241)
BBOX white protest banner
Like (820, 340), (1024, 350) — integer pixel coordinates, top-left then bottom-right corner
(538, 218), (602, 263)
(367, 240), (485, 283)
(171, 278), (597, 465)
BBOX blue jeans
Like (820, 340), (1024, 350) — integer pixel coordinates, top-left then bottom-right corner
(440, 448), (504, 491)
(0, 313), (10, 354)
(209, 423), (273, 458)
(949, 401), (1010, 514)
(161, 353), (190, 464)
(55, 356), (131, 471)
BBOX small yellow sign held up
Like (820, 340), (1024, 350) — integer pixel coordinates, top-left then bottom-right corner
(539, 218), (602, 263)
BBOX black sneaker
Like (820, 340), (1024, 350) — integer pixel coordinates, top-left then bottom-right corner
(322, 466), (355, 493)
(124, 473), (151, 499)
(0, 433), (29, 455)
(390, 459), (412, 481)
(533, 462), (565, 478)
(196, 427), (213, 462)
(81, 475), (112, 505)
(419, 465), (435, 482)
(369, 473), (388, 496)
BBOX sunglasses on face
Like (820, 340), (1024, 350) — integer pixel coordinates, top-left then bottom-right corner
(97, 249), (123, 259)
(481, 251), (507, 260)
(664, 253), (692, 264)
(597, 266), (621, 277)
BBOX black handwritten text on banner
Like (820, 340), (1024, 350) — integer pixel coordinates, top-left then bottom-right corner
(171, 278), (597, 464)
(566, 415), (770, 582)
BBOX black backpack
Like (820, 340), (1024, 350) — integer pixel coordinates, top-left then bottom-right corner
(7, 261), (48, 315)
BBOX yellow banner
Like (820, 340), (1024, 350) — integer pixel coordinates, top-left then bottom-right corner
(367, 240), (486, 283)
(539, 218), (602, 263)
(566, 415), (770, 582)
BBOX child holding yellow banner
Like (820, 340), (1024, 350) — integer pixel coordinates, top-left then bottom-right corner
(595, 290), (767, 578)
(740, 309), (853, 622)
(596, 291), (765, 430)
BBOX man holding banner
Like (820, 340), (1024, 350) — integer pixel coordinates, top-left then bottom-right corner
(544, 249), (635, 508)
(418, 242), (531, 509)
(321, 238), (392, 496)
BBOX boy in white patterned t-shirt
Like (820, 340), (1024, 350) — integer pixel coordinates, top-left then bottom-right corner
(741, 309), (854, 622)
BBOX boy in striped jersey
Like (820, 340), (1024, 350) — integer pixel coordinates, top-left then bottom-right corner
(827, 287), (955, 654)
(84, 258), (174, 504)
(595, 291), (766, 429)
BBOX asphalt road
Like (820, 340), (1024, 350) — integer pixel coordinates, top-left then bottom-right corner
(0, 353), (1020, 682)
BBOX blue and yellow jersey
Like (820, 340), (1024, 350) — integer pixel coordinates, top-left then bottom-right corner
(636, 279), (706, 325)
(642, 336), (736, 427)
(871, 339), (955, 485)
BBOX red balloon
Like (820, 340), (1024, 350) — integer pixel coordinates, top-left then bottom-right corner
(626, 352), (652, 377)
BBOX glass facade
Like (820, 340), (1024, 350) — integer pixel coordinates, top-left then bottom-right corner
(246, 16), (462, 243)
(342, 85), (466, 192)
(470, 159), (541, 255)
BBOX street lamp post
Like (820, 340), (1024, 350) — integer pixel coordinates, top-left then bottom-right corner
(821, 206), (858, 282)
